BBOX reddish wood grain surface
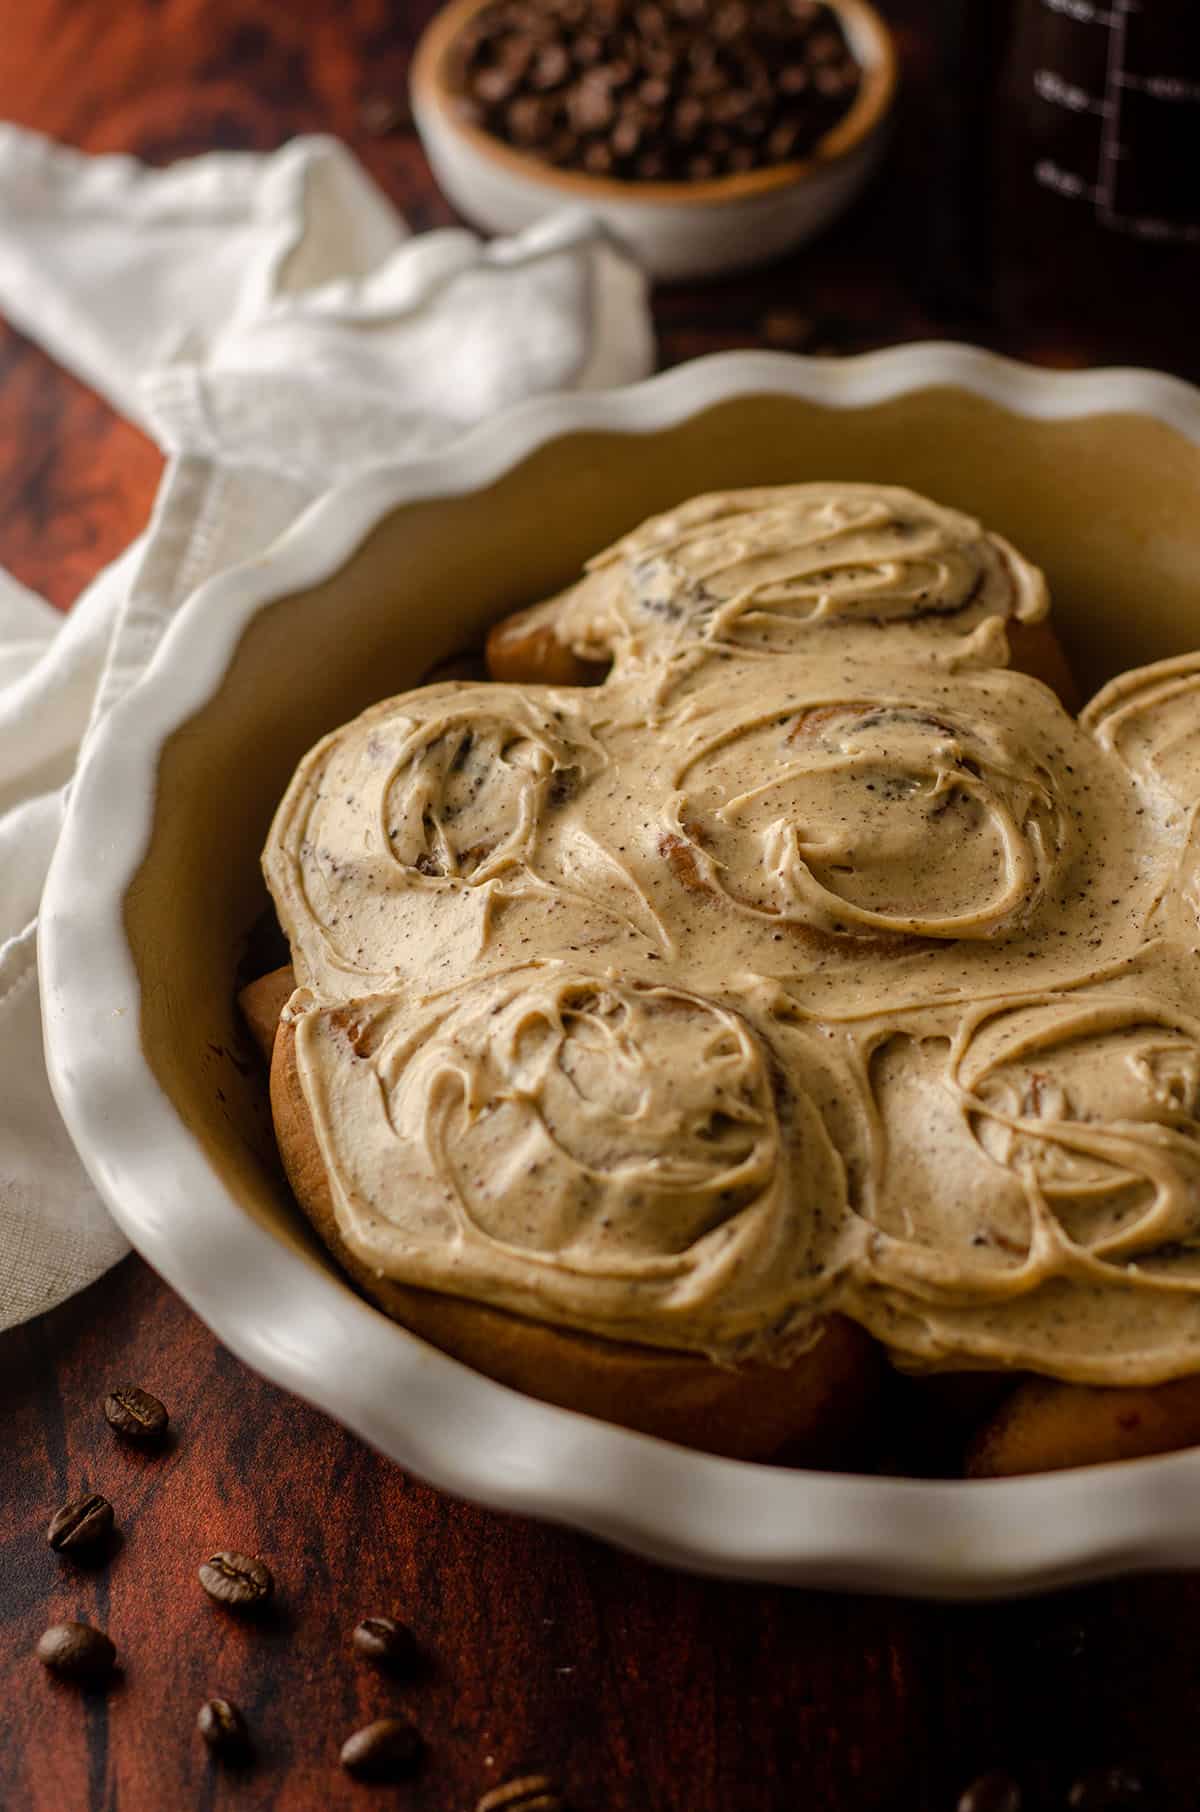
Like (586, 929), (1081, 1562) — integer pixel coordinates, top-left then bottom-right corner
(4, 3), (1200, 1808)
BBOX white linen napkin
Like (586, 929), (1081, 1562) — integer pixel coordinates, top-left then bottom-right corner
(0, 126), (653, 1331)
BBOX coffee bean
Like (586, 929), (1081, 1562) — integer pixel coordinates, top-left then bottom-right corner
(759, 307), (814, 349)
(197, 1697), (251, 1763)
(1067, 1768), (1149, 1810)
(611, 114), (643, 157)
(103, 1384), (169, 1448)
(36, 1621), (116, 1686)
(507, 94), (555, 146)
(583, 141), (615, 174)
(958, 1772), (1023, 1812)
(339, 1718), (423, 1782)
(198, 1550), (273, 1610)
(532, 43), (570, 88)
(448, 0), (861, 183)
(47, 1493), (114, 1556)
(816, 61), (855, 97)
(352, 1615), (419, 1672)
(477, 1775), (563, 1812)
(358, 94), (415, 136)
(570, 78), (615, 133)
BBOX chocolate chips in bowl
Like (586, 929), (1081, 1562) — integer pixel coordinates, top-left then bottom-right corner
(410, 0), (897, 279)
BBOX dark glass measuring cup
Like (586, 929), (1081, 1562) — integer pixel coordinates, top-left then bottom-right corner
(952, 0), (1200, 372)
(1009, 0), (1199, 243)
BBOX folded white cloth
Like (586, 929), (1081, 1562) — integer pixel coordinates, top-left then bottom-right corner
(0, 126), (653, 1331)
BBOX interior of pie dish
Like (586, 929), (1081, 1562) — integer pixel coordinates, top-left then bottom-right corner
(122, 384), (1200, 1468)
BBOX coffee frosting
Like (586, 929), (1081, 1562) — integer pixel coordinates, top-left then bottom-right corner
(263, 484), (1200, 1382)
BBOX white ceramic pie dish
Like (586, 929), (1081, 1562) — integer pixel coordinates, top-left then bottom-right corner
(40, 345), (1200, 1597)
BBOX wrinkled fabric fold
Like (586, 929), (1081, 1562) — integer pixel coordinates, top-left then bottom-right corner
(0, 125), (653, 1329)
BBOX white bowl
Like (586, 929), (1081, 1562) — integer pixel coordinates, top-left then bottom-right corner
(410, 0), (897, 281)
(40, 345), (1200, 1596)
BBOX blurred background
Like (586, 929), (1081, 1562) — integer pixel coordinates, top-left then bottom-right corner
(1, 0), (1197, 610)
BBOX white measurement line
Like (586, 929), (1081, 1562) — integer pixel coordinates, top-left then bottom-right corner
(1042, 0), (1138, 24)
(1109, 211), (1200, 244)
(1096, 0), (1135, 223)
(1034, 68), (1113, 114)
(1116, 72), (1200, 103)
(1035, 158), (1101, 202)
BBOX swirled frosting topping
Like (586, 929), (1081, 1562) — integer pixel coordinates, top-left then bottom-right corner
(552, 483), (1047, 673)
(673, 689), (1064, 942)
(264, 483), (1200, 1380)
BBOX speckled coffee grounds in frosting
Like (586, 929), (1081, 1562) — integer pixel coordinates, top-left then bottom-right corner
(264, 483), (1200, 1384)
(446, 0), (861, 183)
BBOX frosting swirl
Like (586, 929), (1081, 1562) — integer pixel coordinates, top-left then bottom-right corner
(293, 968), (851, 1357)
(673, 691), (1061, 942)
(553, 483), (1047, 672)
(263, 485), (1200, 1382)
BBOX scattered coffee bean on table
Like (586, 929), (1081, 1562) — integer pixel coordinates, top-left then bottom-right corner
(103, 1383), (169, 1448)
(446, 0), (862, 184)
(352, 1614), (419, 1672)
(339, 1717), (424, 1782)
(197, 1697), (251, 1763)
(1067, 1768), (1150, 1810)
(36, 1621), (116, 1686)
(198, 1550), (274, 1610)
(477, 1773), (563, 1811)
(759, 306), (815, 349)
(359, 93), (415, 136)
(957, 1772), (1022, 1812)
(46, 1492), (114, 1556)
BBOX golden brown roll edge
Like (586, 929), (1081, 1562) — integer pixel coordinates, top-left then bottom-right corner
(267, 1013), (880, 1462)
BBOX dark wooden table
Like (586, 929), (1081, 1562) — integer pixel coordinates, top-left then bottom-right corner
(4, 4), (1200, 1808)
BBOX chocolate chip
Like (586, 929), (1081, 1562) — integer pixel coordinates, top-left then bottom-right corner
(352, 1615), (419, 1672)
(47, 1493), (114, 1557)
(340, 1717), (423, 1781)
(198, 1550), (274, 1610)
(957, 1773), (1023, 1812)
(36, 1621), (116, 1686)
(197, 1697), (252, 1763)
(1067, 1768), (1149, 1810)
(104, 1384), (169, 1447)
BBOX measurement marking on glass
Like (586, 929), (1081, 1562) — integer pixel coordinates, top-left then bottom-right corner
(1034, 68), (1112, 113)
(1116, 72), (1200, 102)
(1035, 158), (1100, 202)
(1032, 0), (1197, 240)
(1043, 0), (1127, 24)
(1096, 0), (1134, 223)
